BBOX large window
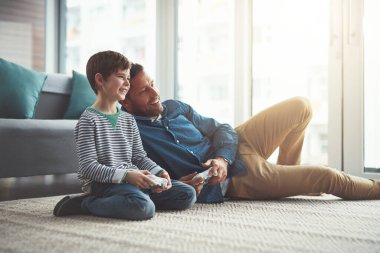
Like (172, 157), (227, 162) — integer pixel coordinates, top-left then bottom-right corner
(64, 0), (156, 75)
(176, 0), (235, 125)
(251, 0), (329, 164)
(59, 0), (379, 175)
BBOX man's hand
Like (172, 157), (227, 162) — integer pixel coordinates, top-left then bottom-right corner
(125, 170), (157, 189)
(153, 170), (172, 193)
(178, 172), (204, 196)
(201, 157), (228, 185)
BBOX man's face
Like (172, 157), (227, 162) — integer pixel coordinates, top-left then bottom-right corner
(122, 70), (163, 118)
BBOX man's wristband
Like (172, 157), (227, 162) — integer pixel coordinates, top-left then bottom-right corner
(222, 157), (231, 166)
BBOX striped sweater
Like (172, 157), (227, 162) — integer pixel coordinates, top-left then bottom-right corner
(74, 108), (163, 193)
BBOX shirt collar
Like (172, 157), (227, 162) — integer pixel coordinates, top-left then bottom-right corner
(132, 104), (167, 122)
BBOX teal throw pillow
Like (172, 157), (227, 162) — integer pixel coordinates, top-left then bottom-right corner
(0, 58), (47, 119)
(64, 70), (96, 119)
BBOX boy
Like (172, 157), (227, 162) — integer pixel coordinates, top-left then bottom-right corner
(54, 51), (195, 219)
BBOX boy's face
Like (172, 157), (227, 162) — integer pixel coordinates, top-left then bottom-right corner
(98, 68), (130, 102)
(120, 70), (163, 118)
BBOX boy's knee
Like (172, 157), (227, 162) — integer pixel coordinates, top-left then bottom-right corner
(121, 196), (156, 220)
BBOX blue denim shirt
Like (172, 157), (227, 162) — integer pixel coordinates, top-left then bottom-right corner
(131, 100), (247, 203)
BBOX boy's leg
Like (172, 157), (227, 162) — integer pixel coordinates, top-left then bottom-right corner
(149, 180), (196, 210)
(235, 96), (312, 165)
(82, 183), (155, 220)
(53, 193), (90, 217)
(226, 154), (380, 200)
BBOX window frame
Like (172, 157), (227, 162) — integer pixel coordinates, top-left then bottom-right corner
(342, 0), (380, 178)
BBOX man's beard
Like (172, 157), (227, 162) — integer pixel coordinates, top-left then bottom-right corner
(146, 103), (163, 117)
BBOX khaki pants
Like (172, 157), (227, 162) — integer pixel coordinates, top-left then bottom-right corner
(226, 97), (380, 200)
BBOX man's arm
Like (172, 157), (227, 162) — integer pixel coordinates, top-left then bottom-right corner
(181, 101), (237, 184)
(181, 101), (238, 164)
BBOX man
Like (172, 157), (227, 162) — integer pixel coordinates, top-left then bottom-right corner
(120, 63), (380, 203)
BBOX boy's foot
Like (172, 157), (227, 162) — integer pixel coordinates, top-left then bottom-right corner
(53, 194), (90, 217)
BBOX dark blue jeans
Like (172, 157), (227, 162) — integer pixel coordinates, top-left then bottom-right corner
(81, 179), (196, 220)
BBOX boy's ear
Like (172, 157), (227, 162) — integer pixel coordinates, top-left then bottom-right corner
(94, 73), (103, 90)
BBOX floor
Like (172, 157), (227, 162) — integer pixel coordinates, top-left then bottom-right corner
(0, 173), (81, 201)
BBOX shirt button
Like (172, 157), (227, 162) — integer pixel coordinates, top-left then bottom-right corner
(190, 151), (194, 154)
(176, 140), (180, 143)
(166, 126), (169, 130)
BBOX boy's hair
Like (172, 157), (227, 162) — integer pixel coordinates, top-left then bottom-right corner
(130, 63), (144, 79)
(86, 50), (130, 94)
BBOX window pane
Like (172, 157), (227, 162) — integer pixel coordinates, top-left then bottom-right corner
(0, 0), (46, 70)
(252, 0), (329, 164)
(176, 0), (234, 125)
(364, 0), (380, 171)
(64, 0), (156, 75)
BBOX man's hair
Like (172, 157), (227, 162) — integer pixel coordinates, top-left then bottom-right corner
(130, 63), (144, 79)
(124, 63), (144, 100)
(86, 50), (130, 94)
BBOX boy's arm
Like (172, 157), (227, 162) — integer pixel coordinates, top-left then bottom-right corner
(74, 115), (135, 184)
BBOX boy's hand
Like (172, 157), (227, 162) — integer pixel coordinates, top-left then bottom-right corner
(178, 172), (204, 197)
(153, 170), (172, 193)
(125, 170), (157, 189)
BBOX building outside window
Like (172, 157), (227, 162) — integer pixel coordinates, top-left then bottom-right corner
(176, 0), (235, 126)
(251, 0), (329, 165)
(64, 0), (156, 76)
(0, 0), (46, 70)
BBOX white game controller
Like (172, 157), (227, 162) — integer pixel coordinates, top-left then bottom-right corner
(147, 174), (168, 190)
(192, 167), (218, 186)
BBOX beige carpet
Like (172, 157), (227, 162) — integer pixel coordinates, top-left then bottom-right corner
(1, 195), (380, 253)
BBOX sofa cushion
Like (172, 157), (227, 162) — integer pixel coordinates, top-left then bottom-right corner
(34, 74), (72, 119)
(0, 58), (47, 119)
(0, 118), (78, 177)
(64, 70), (96, 119)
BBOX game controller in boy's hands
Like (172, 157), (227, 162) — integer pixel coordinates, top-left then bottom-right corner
(192, 167), (218, 186)
(146, 174), (169, 190)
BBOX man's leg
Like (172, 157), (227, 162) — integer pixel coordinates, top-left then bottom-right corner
(149, 180), (196, 210)
(228, 96), (380, 200)
(82, 183), (155, 220)
(235, 96), (312, 165)
(227, 154), (380, 200)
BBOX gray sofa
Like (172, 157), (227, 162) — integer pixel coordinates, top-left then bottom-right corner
(0, 74), (79, 178)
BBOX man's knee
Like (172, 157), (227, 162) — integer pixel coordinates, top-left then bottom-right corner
(291, 96), (313, 120)
(318, 166), (340, 181)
